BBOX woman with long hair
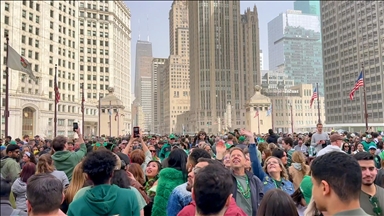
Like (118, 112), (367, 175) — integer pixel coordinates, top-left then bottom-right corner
(61, 162), (90, 213)
(128, 163), (146, 186)
(36, 154), (69, 188)
(341, 142), (351, 154)
(288, 151), (310, 190)
(11, 162), (36, 211)
(151, 149), (188, 216)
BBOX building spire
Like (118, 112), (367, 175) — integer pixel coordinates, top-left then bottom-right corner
(147, 14), (149, 41)
(138, 19), (141, 40)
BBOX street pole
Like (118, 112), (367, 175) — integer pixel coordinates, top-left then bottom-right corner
(98, 96), (101, 137)
(81, 83), (85, 135)
(317, 83), (321, 124)
(4, 36), (9, 137)
(290, 102), (294, 134)
(54, 64), (58, 137)
(109, 101), (112, 137)
(362, 63), (369, 131)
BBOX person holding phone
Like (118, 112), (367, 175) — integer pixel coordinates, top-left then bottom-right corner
(311, 123), (330, 154)
(51, 129), (87, 182)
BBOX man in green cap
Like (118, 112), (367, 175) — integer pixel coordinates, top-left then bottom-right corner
(159, 135), (173, 161)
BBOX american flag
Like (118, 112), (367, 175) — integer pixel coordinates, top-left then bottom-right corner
(254, 108), (259, 118)
(310, 87), (318, 108)
(349, 71), (364, 100)
(54, 80), (60, 104)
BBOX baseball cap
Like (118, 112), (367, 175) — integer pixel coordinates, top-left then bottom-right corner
(169, 134), (176, 139)
(369, 145), (377, 150)
(300, 175), (313, 205)
(366, 134), (372, 139)
(238, 136), (246, 142)
(9, 140), (17, 145)
(330, 134), (343, 142)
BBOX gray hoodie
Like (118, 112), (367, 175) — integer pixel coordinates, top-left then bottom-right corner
(11, 177), (27, 211)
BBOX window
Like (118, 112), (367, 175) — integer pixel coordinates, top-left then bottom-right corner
(22, 10), (26, 18)
(50, 21), (53, 29)
(29, 1), (33, 9)
(36, 3), (40, 11)
(21, 48), (25, 56)
(36, 16), (39, 24)
(34, 64), (39, 72)
(22, 22), (26, 31)
(4, 16), (9, 25)
(28, 37), (32, 46)
(28, 25), (32, 33)
(35, 40), (39, 48)
(22, 35), (26, 44)
(28, 50), (32, 58)
(29, 13), (33, 21)
(5, 3), (9, 11)
(35, 28), (39, 35)
(35, 52), (39, 60)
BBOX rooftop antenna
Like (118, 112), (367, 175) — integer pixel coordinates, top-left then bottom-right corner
(138, 19), (141, 40)
(147, 14), (149, 41)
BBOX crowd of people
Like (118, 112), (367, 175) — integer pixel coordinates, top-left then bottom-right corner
(0, 123), (383, 216)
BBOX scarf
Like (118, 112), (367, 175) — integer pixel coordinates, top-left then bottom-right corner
(144, 175), (159, 197)
(292, 162), (302, 171)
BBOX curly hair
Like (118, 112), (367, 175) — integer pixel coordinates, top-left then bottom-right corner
(82, 150), (116, 185)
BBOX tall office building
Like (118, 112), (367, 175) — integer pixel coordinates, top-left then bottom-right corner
(157, 0), (190, 134)
(268, 10), (324, 95)
(0, 0), (132, 138)
(186, 2), (260, 134)
(152, 58), (166, 133)
(294, 0), (320, 15)
(78, 1), (132, 136)
(133, 40), (152, 130)
(321, 1), (384, 128)
(260, 50), (264, 70)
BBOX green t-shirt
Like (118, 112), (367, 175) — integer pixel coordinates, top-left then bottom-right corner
(287, 149), (295, 166)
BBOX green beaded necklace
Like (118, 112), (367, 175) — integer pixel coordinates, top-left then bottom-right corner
(236, 175), (251, 199)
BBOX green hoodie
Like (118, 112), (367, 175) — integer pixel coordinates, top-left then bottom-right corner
(0, 157), (21, 183)
(67, 184), (139, 216)
(159, 143), (171, 161)
(51, 143), (87, 181)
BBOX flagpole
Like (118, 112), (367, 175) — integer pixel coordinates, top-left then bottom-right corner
(98, 96), (101, 137)
(271, 102), (275, 132)
(362, 63), (368, 130)
(54, 64), (58, 137)
(81, 83), (85, 136)
(317, 83), (321, 124)
(257, 108), (260, 135)
(109, 101), (112, 137)
(117, 109), (119, 137)
(4, 36), (9, 137)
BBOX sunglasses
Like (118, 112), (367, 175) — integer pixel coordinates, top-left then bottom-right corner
(370, 196), (382, 216)
(150, 150), (156, 153)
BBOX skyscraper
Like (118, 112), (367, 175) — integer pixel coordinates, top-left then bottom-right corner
(321, 1), (384, 127)
(187, 2), (260, 134)
(134, 40), (152, 130)
(0, 0), (132, 137)
(152, 58), (166, 133)
(294, 0), (320, 15)
(159, 0), (190, 134)
(268, 10), (324, 94)
(78, 1), (132, 135)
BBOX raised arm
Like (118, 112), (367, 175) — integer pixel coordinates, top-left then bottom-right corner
(241, 129), (266, 180)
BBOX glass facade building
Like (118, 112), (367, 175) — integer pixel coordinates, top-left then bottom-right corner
(268, 10), (324, 95)
(294, 0), (320, 16)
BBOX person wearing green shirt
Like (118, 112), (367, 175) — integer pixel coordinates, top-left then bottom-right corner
(159, 135), (176, 161)
(282, 137), (295, 166)
(67, 150), (139, 216)
(361, 134), (376, 152)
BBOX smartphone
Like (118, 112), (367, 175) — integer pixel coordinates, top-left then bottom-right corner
(73, 122), (78, 132)
(133, 127), (140, 138)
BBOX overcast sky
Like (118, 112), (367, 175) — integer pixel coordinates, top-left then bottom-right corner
(125, 1), (294, 92)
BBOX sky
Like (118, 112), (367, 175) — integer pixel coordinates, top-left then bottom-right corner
(124, 1), (295, 92)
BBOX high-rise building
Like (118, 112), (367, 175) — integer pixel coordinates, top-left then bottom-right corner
(152, 58), (166, 133)
(158, 0), (190, 134)
(260, 50), (264, 70)
(294, 0), (320, 15)
(185, 2), (260, 134)
(268, 10), (324, 95)
(133, 40), (152, 130)
(0, 1), (132, 138)
(78, 1), (132, 136)
(321, 1), (384, 128)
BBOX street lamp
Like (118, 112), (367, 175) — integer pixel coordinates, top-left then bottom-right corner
(288, 100), (294, 134)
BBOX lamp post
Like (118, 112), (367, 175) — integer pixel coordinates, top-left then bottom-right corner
(288, 100), (294, 134)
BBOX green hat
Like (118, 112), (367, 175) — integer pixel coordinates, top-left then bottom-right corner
(225, 143), (233, 149)
(169, 134), (176, 139)
(238, 136), (246, 142)
(9, 140), (17, 145)
(300, 175), (313, 205)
